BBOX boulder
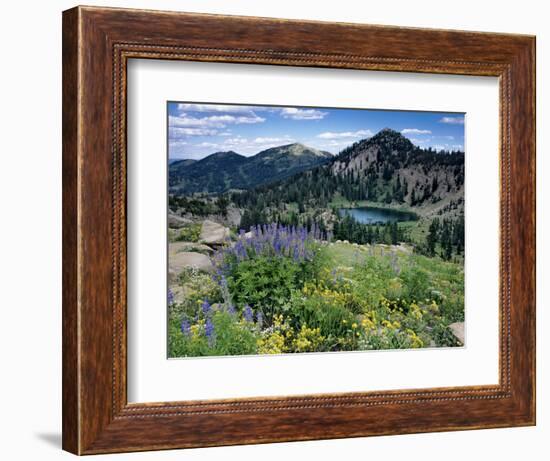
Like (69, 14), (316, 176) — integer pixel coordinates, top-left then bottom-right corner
(169, 251), (214, 274)
(225, 206), (242, 227)
(169, 241), (214, 256)
(199, 220), (230, 245)
(449, 322), (465, 345)
(168, 267), (178, 284)
(168, 211), (191, 229)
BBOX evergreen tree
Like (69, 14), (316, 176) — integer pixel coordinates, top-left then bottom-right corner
(426, 218), (439, 256)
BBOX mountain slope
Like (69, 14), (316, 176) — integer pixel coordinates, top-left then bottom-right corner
(169, 143), (332, 194)
(331, 128), (464, 209)
(170, 158), (196, 167)
(232, 129), (465, 219)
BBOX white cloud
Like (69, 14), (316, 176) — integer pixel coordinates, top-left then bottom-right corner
(168, 111), (265, 139)
(311, 139), (357, 154)
(401, 128), (432, 135)
(169, 113), (265, 130)
(280, 107), (327, 120)
(439, 116), (465, 124)
(317, 129), (373, 139)
(253, 136), (294, 144)
(169, 114), (223, 128)
(169, 140), (187, 147)
(169, 127), (219, 137)
(175, 134), (298, 157)
(409, 138), (429, 144)
(224, 137), (249, 146)
(196, 142), (220, 148)
(176, 103), (264, 114)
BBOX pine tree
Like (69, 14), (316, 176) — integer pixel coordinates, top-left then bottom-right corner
(426, 218), (439, 256)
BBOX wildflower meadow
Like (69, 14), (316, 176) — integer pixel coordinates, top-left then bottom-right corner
(168, 223), (464, 357)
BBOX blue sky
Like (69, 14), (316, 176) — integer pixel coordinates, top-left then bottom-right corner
(168, 102), (465, 160)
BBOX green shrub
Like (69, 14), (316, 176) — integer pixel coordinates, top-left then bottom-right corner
(399, 265), (431, 301)
(227, 255), (303, 323)
(286, 289), (356, 351)
(168, 309), (259, 357)
(175, 223), (202, 242)
(169, 269), (222, 320)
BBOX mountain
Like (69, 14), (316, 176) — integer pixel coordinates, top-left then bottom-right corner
(169, 158), (196, 167)
(331, 128), (464, 207)
(169, 143), (332, 194)
(233, 129), (464, 218)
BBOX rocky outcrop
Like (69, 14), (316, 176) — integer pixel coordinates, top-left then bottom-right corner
(449, 322), (465, 345)
(169, 251), (214, 274)
(199, 220), (230, 245)
(169, 241), (214, 255)
(168, 211), (191, 229)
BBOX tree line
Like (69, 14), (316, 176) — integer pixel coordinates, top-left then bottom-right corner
(423, 216), (465, 260)
(333, 215), (405, 245)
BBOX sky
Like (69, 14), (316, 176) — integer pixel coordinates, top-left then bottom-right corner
(168, 102), (465, 160)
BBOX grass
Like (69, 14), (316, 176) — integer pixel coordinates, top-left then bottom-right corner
(398, 219), (430, 245)
(168, 224), (464, 358)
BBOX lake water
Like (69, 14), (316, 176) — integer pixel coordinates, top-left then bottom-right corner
(338, 206), (418, 224)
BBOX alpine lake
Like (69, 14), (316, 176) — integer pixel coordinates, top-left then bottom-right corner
(338, 206), (419, 224)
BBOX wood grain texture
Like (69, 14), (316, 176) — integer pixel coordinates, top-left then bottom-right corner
(62, 5), (536, 455)
(62, 7), (80, 454)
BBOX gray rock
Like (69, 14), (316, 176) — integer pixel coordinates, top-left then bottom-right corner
(168, 267), (178, 284)
(168, 211), (191, 229)
(169, 241), (214, 256)
(199, 220), (230, 245)
(225, 206), (242, 227)
(169, 251), (214, 274)
(449, 322), (465, 345)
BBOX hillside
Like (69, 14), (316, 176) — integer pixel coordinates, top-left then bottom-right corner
(169, 158), (196, 167)
(233, 129), (464, 217)
(331, 128), (464, 213)
(169, 143), (332, 195)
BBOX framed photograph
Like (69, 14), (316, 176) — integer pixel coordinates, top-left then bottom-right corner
(62, 6), (535, 455)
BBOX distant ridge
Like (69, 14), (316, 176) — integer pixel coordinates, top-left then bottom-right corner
(169, 143), (332, 194)
(239, 129), (464, 213)
(169, 158), (196, 167)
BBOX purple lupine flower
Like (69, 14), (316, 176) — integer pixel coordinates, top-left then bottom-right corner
(212, 223), (328, 280)
(167, 288), (175, 306)
(293, 245), (300, 261)
(243, 304), (254, 322)
(227, 304), (236, 315)
(256, 311), (263, 329)
(205, 318), (215, 346)
(201, 299), (211, 316)
(180, 319), (191, 337)
(274, 239), (282, 255)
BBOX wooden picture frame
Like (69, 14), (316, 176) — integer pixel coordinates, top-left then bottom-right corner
(62, 5), (536, 455)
